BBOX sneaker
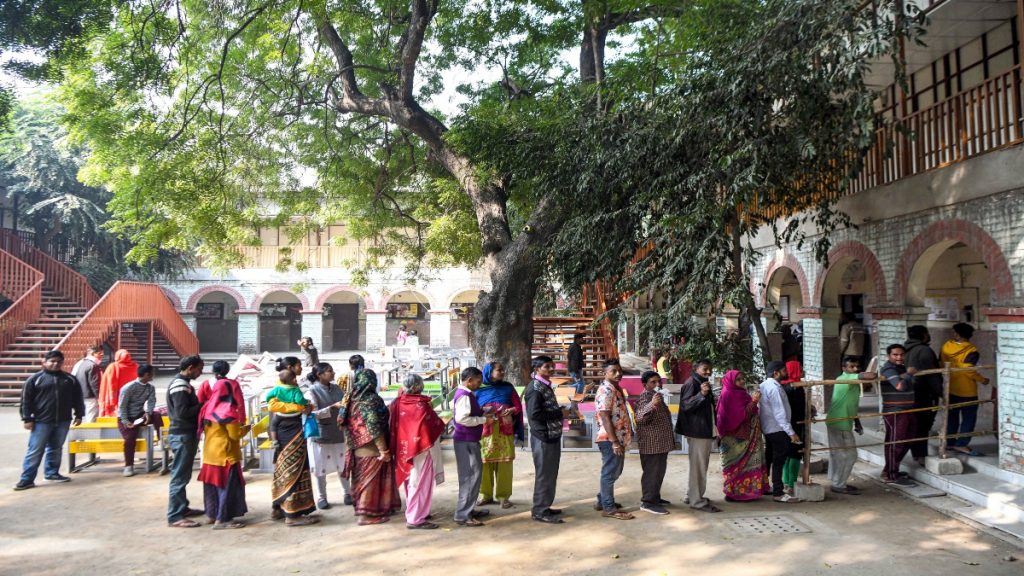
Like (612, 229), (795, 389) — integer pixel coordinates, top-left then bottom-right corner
(783, 486), (794, 496)
(773, 494), (802, 503)
(892, 477), (916, 486)
(317, 499), (331, 510)
(44, 474), (71, 483)
(830, 486), (861, 495)
(14, 480), (35, 491)
(123, 467), (135, 477)
(640, 503), (670, 515)
(344, 495), (353, 506)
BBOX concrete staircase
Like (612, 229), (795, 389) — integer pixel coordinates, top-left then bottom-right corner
(0, 290), (87, 404)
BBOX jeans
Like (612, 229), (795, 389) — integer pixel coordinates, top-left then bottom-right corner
(167, 433), (199, 522)
(946, 395), (979, 448)
(20, 420), (72, 482)
(596, 441), (625, 511)
(571, 371), (585, 394)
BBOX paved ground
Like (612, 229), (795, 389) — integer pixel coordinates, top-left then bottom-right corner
(0, 407), (1020, 576)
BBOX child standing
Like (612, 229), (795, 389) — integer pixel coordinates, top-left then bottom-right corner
(452, 366), (494, 527)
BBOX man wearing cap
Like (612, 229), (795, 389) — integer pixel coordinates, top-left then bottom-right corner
(759, 361), (802, 503)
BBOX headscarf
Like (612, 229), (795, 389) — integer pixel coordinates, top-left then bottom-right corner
(476, 362), (524, 440)
(716, 370), (753, 435)
(338, 368), (389, 447)
(389, 391), (446, 486)
(781, 360), (803, 385)
(98, 349), (139, 417)
(199, 377), (247, 427)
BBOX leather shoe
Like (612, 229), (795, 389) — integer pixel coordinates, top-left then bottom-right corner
(532, 514), (564, 524)
(545, 508), (562, 515)
(470, 509), (490, 518)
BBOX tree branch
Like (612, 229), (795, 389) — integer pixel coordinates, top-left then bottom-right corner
(397, 0), (436, 101)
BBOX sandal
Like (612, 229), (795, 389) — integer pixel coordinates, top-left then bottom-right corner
(500, 499), (514, 509)
(168, 518), (200, 528)
(455, 517), (485, 527)
(286, 516), (322, 527)
(476, 497), (497, 506)
(407, 521), (439, 530)
(601, 510), (635, 520)
(212, 521), (245, 530)
(694, 504), (722, 513)
(270, 509), (285, 521)
(357, 516), (389, 526)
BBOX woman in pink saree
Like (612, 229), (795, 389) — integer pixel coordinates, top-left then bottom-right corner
(716, 370), (767, 501)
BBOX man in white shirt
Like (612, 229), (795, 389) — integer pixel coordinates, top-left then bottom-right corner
(759, 361), (802, 503)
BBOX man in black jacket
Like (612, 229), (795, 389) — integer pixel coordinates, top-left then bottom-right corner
(905, 326), (942, 463)
(675, 359), (720, 512)
(16, 350), (84, 490)
(524, 355), (568, 524)
(166, 355), (205, 527)
(567, 333), (585, 393)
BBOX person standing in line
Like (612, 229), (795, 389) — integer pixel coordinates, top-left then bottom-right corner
(266, 368), (320, 526)
(594, 358), (634, 520)
(304, 362), (352, 509)
(98, 349), (139, 417)
(827, 356), (875, 494)
(838, 312), (866, 367)
(635, 370), (675, 515)
(940, 323), (989, 456)
(879, 344), (917, 486)
(197, 362), (249, 530)
(166, 355), (206, 527)
(656, 350), (671, 380)
(567, 333), (585, 394)
(675, 359), (720, 513)
(70, 347), (103, 423)
(390, 373), (446, 530)
(117, 364), (159, 477)
(759, 361), (802, 503)
(780, 359), (806, 496)
(524, 355), (567, 524)
(904, 325), (942, 464)
(452, 367), (494, 527)
(717, 370), (766, 501)
(475, 361), (523, 509)
(15, 350), (83, 490)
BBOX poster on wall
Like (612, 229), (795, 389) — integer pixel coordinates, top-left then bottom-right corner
(195, 302), (224, 320)
(387, 303), (419, 319)
(924, 295), (960, 321)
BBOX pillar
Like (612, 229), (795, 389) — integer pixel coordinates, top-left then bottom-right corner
(365, 311), (387, 352)
(429, 310), (451, 348)
(236, 311), (259, 354)
(300, 311), (323, 347)
(986, 308), (1024, 474)
(800, 313), (825, 381)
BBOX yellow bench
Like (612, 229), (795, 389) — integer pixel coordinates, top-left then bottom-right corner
(67, 418), (166, 474)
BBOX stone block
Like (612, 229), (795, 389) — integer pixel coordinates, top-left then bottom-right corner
(794, 482), (825, 502)
(924, 456), (963, 475)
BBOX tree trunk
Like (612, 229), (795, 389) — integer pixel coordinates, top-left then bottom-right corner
(730, 217), (771, 366)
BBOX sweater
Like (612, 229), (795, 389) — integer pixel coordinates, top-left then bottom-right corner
(675, 374), (715, 438)
(166, 375), (201, 436)
(940, 339), (985, 397)
(524, 377), (563, 442)
(452, 387), (485, 442)
(20, 370), (84, 423)
(879, 361), (915, 413)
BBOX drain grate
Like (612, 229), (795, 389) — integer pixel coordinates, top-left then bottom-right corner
(725, 515), (811, 536)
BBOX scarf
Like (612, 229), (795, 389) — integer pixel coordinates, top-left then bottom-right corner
(199, 377), (246, 426)
(389, 392), (445, 486)
(338, 368), (389, 439)
(477, 363), (524, 439)
(99, 349), (139, 413)
(781, 360), (803, 385)
(716, 370), (753, 435)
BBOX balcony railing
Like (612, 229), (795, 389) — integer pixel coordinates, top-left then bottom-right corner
(851, 64), (1024, 195)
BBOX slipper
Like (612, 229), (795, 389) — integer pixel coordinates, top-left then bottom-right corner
(212, 521), (245, 530)
(168, 518), (200, 528)
(694, 504), (722, 513)
(476, 498), (497, 506)
(357, 516), (388, 526)
(601, 510), (635, 520)
(501, 499), (514, 509)
(454, 518), (485, 527)
(407, 521), (439, 530)
(953, 447), (982, 456)
(287, 516), (322, 527)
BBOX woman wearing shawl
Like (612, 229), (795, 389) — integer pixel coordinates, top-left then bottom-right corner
(716, 370), (767, 501)
(390, 373), (446, 529)
(267, 367), (319, 526)
(475, 362), (523, 509)
(198, 360), (249, 529)
(780, 359), (806, 494)
(99, 349), (139, 417)
(340, 354), (400, 525)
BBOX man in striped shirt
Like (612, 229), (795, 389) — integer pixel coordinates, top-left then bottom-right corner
(879, 344), (916, 486)
(117, 364), (158, 477)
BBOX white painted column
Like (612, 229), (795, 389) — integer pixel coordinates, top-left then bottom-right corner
(365, 311), (387, 352)
(300, 311), (323, 346)
(801, 317), (824, 381)
(429, 310), (451, 348)
(995, 320), (1024, 474)
(236, 311), (259, 354)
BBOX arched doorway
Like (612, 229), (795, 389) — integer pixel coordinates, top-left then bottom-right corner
(449, 290), (481, 349)
(386, 290), (430, 346)
(323, 291), (365, 351)
(817, 243), (886, 374)
(194, 291), (240, 353)
(763, 266), (806, 362)
(259, 291), (303, 352)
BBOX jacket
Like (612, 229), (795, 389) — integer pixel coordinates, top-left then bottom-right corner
(567, 343), (583, 373)
(71, 357), (101, 399)
(675, 374), (715, 438)
(904, 338), (942, 406)
(166, 375), (201, 436)
(524, 377), (563, 442)
(940, 339), (985, 398)
(21, 369), (84, 423)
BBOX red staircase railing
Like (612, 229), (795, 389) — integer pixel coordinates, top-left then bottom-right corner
(0, 229), (99, 310)
(584, 281), (619, 360)
(0, 247), (44, 353)
(56, 281), (198, 366)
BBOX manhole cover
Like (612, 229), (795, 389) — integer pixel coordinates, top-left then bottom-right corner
(725, 515), (811, 535)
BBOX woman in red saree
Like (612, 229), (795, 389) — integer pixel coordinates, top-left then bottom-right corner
(339, 355), (400, 525)
(390, 373), (446, 529)
(99, 349), (139, 417)
(716, 370), (767, 501)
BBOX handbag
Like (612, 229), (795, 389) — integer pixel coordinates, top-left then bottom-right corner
(303, 413), (321, 439)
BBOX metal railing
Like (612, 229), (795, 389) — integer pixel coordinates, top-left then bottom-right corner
(56, 281), (198, 366)
(0, 247), (44, 352)
(0, 229), (99, 310)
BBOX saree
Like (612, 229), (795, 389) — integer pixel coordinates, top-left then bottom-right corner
(717, 370), (767, 501)
(271, 414), (316, 517)
(198, 378), (249, 522)
(476, 364), (524, 464)
(342, 369), (400, 517)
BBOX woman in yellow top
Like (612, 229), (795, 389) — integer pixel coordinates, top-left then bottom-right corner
(939, 323), (990, 456)
(197, 360), (251, 529)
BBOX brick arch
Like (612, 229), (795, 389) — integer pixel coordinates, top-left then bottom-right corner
(250, 286), (310, 310)
(161, 288), (183, 312)
(379, 287), (436, 311)
(312, 286), (374, 312)
(185, 285), (247, 312)
(444, 284), (489, 309)
(812, 240), (888, 307)
(895, 219), (1014, 306)
(755, 252), (811, 309)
